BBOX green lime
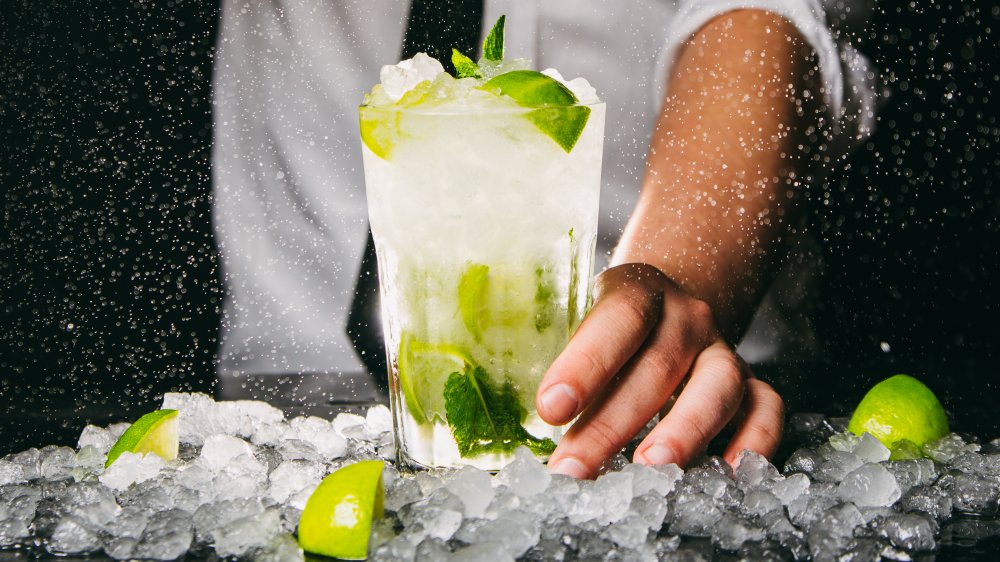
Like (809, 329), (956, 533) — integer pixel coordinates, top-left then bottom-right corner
(359, 80), (434, 160)
(105, 409), (179, 468)
(847, 374), (949, 453)
(298, 460), (386, 560)
(480, 70), (591, 152)
(397, 333), (472, 425)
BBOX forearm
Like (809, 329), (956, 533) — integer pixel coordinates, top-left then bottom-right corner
(613, 10), (822, 343)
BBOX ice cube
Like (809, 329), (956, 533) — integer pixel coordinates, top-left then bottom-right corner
(0, 460), (29, 486)
(0, 519), (30, 546)
(48, 516), (100, 554)
(132, 509), (193, 560)
(900, 484), (953, 522)
(946, 473), (1000, 516)
(741, 489), (782, 518)
(566, 472), (632, 526)
(451, 542), (515, 562)
(497, 447), (551, 498)
(764, 473), (811, 506)
(332, 412), (367, 439)
(815, 450), (864, 483)
(838, 463), (901, 507)
(414, 537), (450, 559)
(923, 433), (980, 463)
(629, 493), (669, 532)
(622, 462), (683, 496)
(603, 512), (650, 549)
(104, 536), (138, 560)
(106, 505), (149, 539)
(827, 431), (861, 453)
(444, 465), (494, 518)
(38, 446), (77, 481)
(784, 448), (823, 475)
(712, 513), (766, 551)
(267, 460), (325, 508)
(286, 416), (347, 460)
(379, 53), (445, 102)
(193, 498), (267, 543)
(788, 493), (839, 529)
(886, 458), (939, 493)
(540, 69), (601, 105)
(99, 451), (166, 491)
(63, 481), (120, 528)
(667, 491), (722, 536)
(853, 433), (891, 463)
(78, 425), (117, 454)
(365, 405), (393, 438)
(385, 475), (423, 513)
(734, 449), (780, 489)
(456, 514), (539, 557)
(254, 533), (305, 562)
(878, 512), (937, 551)
(197, 434), (267, 480)
(213, 507), (284, 557)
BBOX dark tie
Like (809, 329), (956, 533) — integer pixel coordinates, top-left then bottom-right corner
(347, 0), (485, 383)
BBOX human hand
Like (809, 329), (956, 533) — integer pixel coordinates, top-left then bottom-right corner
(534, 263), (784, 479)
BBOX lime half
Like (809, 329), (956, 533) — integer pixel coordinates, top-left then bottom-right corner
(105, 409), (179, 467)
(481, 70), (591, 152)
(298, 460), (386, 560)
(397, 333), (472, 425)
(848, 374), (949, 454)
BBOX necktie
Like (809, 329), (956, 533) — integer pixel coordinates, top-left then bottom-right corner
(347, 0), (485, 383)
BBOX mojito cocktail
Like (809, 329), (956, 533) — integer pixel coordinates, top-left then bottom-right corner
(359, 20), (603, 470)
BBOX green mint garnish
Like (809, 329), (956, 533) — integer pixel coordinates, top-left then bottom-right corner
(533, 266), (556, 333)
(451, 48), (483, 79)
(458, 263), (490, 343)
(483, 15), (506, 62)
(567, 228), (580, 332)
(444, 363), (556, 458)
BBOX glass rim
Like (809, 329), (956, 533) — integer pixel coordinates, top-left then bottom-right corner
(358, 100), (605, 116)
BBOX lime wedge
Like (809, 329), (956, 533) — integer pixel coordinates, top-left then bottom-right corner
(359, 80), (434, 160)
(458, 263), (490, 343)
(847, 374), (949, 454)
(298, 460), (385, 560)
(105, 409), (179, 468)
(397, 333), (472, 425)
(481, 70), (591, 152)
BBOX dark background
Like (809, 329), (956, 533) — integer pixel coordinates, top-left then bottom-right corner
(1, 0), (998, 455)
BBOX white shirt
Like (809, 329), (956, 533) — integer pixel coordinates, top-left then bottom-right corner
(211, 0), (876, 389)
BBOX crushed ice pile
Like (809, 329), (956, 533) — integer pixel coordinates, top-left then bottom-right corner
(1, 395), (999, 560)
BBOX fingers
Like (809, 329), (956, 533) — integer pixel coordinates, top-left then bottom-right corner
(723, 378), (785, 466)
(545, 311), (704, 479)
(633, 342), (748, 467)
(535, 265), (665, 425)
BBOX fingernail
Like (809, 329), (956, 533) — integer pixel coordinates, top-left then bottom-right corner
(539, 384), (579, 421)
(549, 457), (589, 479)
(639, 442), (676, 465)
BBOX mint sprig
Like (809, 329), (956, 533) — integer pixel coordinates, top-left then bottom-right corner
(451, 49), (483, 79)
(444, 364), (556, 458)
(483, 15), (505, 62)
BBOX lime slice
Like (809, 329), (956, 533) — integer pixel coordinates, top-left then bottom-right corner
(458, 263), (490, 343)
(105, 409), (179, 468)
(359, 80), (434, 160)
(397, 333), (472, 425)
(481, 70), (590, 152)
(847, 374), (949, 454)
(298, 460), (385, 560)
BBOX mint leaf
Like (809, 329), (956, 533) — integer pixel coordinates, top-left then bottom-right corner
(451, 48), (483, 79)
(534, 266), (556, 333)
(458, 263), (489, 343)
(483, 15), (505, 62)
(444, 364), (556, 458)
(567, 228), (581, 332)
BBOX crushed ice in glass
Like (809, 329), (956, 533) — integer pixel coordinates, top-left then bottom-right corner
(1, 396), (998, 560)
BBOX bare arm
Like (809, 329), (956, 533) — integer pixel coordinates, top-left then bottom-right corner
(536, 10), (822, 477)
(615, 9), (820, 340)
